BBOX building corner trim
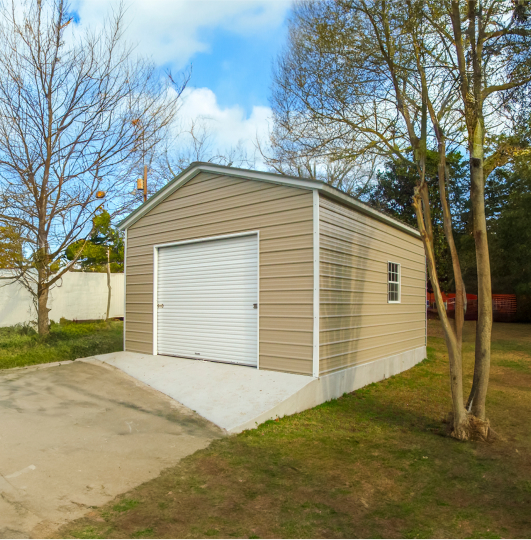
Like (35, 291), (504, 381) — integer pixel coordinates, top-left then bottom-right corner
(153, 246), (159, 356)
(425, 255), (428, 347)
(312, 190), (320, 378)
(123, 229), (127, 352)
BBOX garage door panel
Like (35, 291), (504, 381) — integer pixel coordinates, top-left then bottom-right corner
(157, 318), (256, 329)
(158, 242), (255, 261)
(158, 237), (255, 252)
(158, 317), (255, 327)
(157, 292), (256, 300)
(159, 302), (256, 308)
(158, 339), (256, 363)
(158, 254), (256, 268)
(157, 318), (257, 329)
(156, 234), (258, 366)
(159, 335), (257, 352)
(157, 302), (256, 311)
(157, 325), (257, 337)
(160, 335), (257, 352)
(158, 285), (257, 294)
(157, 271), (258, 283)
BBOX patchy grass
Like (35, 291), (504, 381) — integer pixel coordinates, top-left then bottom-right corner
(112, 499), (140, 514)
(60, 320), (531, 539)
(0, 319), (123, 370)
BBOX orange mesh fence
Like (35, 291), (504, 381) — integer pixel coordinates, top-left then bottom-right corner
(426, 294), (517, 321)
(492, 294), (517, 315)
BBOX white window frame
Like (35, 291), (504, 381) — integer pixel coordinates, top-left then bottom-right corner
(387, 261), (401, 304)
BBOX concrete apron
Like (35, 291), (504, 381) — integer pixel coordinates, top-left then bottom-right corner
(0, 361), (222, 539)
(91, 345), (427, 434)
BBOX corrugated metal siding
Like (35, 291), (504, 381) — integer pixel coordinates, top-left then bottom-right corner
(319, 195), (426, 375)
(125, 172), (314, 375)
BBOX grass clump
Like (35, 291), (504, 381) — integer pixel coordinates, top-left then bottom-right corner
(0, 319), (123, 370)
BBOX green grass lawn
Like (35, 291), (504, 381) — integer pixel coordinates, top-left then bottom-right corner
(60, 320), (531, 539)
(0, 319), (123, 370)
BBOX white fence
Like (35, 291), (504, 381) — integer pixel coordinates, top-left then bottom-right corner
(0, 272), (124, 327)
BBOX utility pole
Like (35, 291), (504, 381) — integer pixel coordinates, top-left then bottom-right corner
(137, 165), (148, 203)
(143, 164), (148, 203)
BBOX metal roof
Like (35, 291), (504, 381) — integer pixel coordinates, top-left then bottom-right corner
(117, 162), (420, 238)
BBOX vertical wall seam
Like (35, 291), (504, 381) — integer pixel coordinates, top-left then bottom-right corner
(313, 190), (320, 378)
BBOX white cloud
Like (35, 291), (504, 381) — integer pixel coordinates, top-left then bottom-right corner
(175, 86), (272, 165)
(71, 0), (285, 167)
(74, 0), (290, 68)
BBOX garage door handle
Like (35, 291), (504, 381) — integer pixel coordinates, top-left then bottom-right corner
(253, 304), (258, 309)
(157, 304), (164, 308)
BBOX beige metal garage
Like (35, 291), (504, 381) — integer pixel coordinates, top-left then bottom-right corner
(118, 162), (426, 385)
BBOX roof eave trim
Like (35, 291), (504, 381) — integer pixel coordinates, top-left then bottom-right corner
(117, 162), (322, 231)
(117, 162), (420, 238)
(318, 184), (420, 238)
(117, 164), (203, 230)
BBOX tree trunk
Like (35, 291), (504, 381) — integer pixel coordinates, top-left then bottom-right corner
(37, 281), (50, 335)
(106, 247), (111, 322)
(35, 232), (50, 335)
(466, 122), (493, 420)
(413, 184), (468, 439)
(437, 139), (466, 349)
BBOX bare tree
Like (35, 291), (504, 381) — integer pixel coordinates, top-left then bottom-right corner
(270, 0), (531, 440)
(159, 117), (256, 180)
(257, 135), (376, 197)
(444, 0), (531, 422)
(0, 0), (186, 334)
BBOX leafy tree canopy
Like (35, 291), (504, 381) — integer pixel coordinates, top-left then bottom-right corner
(468, 157), (531, 300)
(65, 210), (124, 273)
(0, 225), (23, 269)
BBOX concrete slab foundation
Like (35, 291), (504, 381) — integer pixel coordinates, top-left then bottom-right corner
(91, 345), (426, 434)
(90, 352), (314, 433)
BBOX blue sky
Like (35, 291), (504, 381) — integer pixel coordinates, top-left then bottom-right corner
(74, 0), (292, 161)
(189, 20), (288, 115)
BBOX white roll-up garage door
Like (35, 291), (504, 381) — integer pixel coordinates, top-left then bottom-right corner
(156, 234), (258, 366)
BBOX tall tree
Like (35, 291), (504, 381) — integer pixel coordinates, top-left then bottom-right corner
(444, 0), (531, 419)
(0, 0), (185, 334)
(368, 151), (468, 290)
(270, 0), (531, 439)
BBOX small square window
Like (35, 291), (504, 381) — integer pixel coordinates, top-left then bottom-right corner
(388, 262), (401, 303)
